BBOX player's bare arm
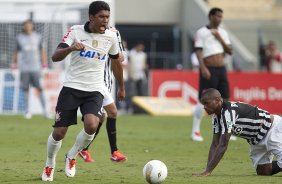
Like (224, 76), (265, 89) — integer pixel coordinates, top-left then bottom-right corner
(196, 49), (211, 80)
(210, 29), (232, 55)
(207, 133), (220, 165)
(111, 55), (125, 101)
(51, 43), (85, 62)
(193, 133), (231, 177)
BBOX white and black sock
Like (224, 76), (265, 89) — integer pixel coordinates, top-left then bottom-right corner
(67, 129), (95, 159)
(46, 133), (62, 168)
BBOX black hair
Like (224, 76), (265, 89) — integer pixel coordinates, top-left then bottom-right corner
(201, 88), (222, 101)
(208, 7), (223, 18)
(89, 1), (110, 16)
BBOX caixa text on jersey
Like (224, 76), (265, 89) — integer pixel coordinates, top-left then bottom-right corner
(79, 50), (107, 61)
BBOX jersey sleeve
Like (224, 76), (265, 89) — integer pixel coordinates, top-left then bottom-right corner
(212, 116), (220, 134)
(60, 26), (76, 46)
(109, 33), (119, 56)
(194, 29), (203, 48)
(223, 109), (233, 133)
(116, 31), (124, 53)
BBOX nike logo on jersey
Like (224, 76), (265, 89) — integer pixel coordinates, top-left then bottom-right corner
(79, 50), (107, 61)
(80, 39), (87, 42)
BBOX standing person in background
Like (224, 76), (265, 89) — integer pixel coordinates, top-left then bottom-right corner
(12, 20), (49, 119)
(79, 28), (127, 163)
(128, 42), (148, 96)
(265, 40), (282, 73)
(41, 1), (124, 181)
(191, 7), (234, 141)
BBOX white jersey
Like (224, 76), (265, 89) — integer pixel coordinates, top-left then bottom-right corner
(104, 27), (124, 92)
(61, 22), (119, 94)
(194, 26), (231, 58)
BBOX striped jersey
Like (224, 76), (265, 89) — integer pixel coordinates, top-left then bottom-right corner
(212, 102), (272, 145)
(104, 27), (124, 92)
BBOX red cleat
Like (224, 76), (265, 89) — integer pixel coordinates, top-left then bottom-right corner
(110, 150), (127, 162)
(79, 150), (94, 163)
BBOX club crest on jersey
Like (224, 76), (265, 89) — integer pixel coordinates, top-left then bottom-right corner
(92, 40), (98, 48)
(234, 126), (242, 134)
(79, 50), (107, 61)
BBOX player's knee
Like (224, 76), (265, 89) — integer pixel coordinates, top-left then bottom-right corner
(107, 109), (117, 118)
(256, 165), (272, 176)
(52, 128), (67, 141)
(84, 115), (99, 134)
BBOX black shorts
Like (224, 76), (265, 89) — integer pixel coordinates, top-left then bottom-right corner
(198, 66), (230, 99)
(20, 72), (42, 91)
(53, 87), (104, 127)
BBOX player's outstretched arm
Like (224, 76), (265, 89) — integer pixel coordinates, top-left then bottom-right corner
(193, 133), (231, 177)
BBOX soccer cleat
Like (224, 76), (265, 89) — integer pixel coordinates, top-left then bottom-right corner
(65, 156), (76, 177)
(79, 150), (94, 163)
(110, 150), (127, 162)
(191, 132), (204, 142)
(41, 166), (54, 181)
(230, 135), (237, 141)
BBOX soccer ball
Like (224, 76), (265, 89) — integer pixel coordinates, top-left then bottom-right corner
(143, 160), (168, 184)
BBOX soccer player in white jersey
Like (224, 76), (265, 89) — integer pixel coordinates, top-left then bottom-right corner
(193, 88), (282, 176)
(79, 27), (127, 162)
(41, 1), (125, 181)
(191, 7), (234, 141)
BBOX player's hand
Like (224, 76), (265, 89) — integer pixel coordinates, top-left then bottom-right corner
(70, 42), (85, 51)
(192, 171), (211, 177)
(116, 87), (125, 101)
(210, 29), (221, 40)
(200, 66), (211, 80)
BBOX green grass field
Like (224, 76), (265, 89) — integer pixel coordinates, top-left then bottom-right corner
(0, 115), (281, 184)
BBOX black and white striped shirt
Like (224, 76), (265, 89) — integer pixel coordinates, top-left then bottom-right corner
(104, 28), (124, 92)
(212, 102), (272, 145)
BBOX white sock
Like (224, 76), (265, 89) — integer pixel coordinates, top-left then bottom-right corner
(46, 133), (62, 168)
(67, 129), (95, 159)
(192, 103), (204, 135)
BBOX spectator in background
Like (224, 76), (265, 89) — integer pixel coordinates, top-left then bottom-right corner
(265, 40), (282, 73)
(191, 7), (235, 141)
(12, 20), (49, 119)
(128, 42), (148, 96)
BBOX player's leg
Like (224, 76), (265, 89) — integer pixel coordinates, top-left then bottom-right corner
(104, 102), (127, 161)
(264, 115), (282, 175)
(79, 111), (105, 163)
(191, 72), (208, 141)
(42, 107), (77, 181)
(103, 89), (127, 161)
(65, 91), (103, 177)
(30, 72), (50, 118)
(20, 72), (32, 119)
